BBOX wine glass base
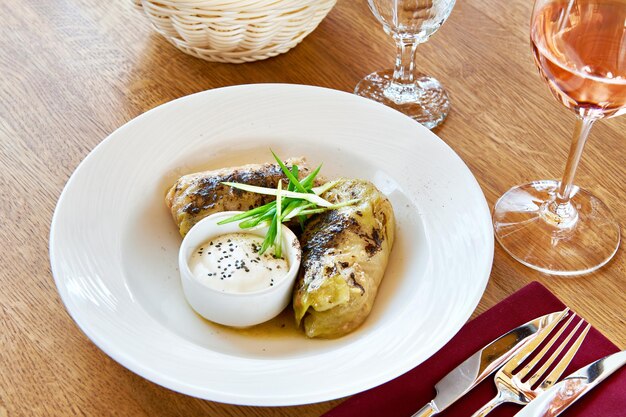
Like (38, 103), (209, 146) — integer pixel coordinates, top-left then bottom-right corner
(493, 180), (620, 276)
(354, 70), (450, 129)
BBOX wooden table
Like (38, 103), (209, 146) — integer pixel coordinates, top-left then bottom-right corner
(1, 0), (624, 415)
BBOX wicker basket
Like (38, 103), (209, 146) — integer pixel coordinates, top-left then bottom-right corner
(132, 0), (336, 63)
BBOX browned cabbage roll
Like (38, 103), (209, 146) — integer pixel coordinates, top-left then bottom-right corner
(166, 158), (309, 236)
(293, 178), (395, 338)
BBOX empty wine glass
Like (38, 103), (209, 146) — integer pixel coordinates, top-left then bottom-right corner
(493, 0), (626, 275)
(355, 0), (456, 129)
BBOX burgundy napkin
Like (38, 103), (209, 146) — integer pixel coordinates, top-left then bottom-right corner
(323, 282), (624, 417)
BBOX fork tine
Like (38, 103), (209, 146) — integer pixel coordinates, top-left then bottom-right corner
(537, 323), (591, 389)
(503, 308), (569, 371)
(524, 317), (583, 385)
(515, 313), (577, 380)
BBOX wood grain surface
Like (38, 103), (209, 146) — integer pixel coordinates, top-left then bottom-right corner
(1, 0), (624, 416)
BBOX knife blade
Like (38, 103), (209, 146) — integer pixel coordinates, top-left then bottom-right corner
(412, 310), (568, 417)
(512, 350), (626, 417)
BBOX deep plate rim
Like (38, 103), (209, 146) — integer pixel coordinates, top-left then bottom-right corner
(50, 83), (493, 405)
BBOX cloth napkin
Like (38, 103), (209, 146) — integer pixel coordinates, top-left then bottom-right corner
(322, 282), (624, 417)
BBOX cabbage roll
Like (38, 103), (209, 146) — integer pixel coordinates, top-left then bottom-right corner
(166, 158), (309, 236)
(293, 178), (395, 338)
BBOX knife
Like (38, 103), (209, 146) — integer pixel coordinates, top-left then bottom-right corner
(412, 310), (568, 417)
(512, 350), (626, 417)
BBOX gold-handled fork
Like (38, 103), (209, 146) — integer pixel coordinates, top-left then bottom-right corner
(470, 310), (591, 417)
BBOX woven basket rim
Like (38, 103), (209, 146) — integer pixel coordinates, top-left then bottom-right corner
(134, 0), (336, 63)
(137, 0), (326, 11)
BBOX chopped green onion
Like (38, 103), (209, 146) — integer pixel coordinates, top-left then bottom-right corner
(282, 201), (314, 220)
(312, 179), (340, 196)
(216, 201), (274, 225)
(238, 210), (273, 228)
(260, 214), (278, 255)
(287, 165), (299, 192)
(221, 182), (333, 207)
(284, 199), (360, 219)
(271, 150), (308, 193)
(297, 215), (306, 231)
(275, 180), (283, 258)
(300, 164), (322, 190)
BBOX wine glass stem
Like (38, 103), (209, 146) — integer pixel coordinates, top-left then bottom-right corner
(547, 116), (596, 226)
(557, 117), (595, 202)
(392, 37), (419, 85)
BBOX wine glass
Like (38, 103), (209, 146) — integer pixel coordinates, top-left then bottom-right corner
(354, 0), (456, 129)
(493, 0), (626, 275)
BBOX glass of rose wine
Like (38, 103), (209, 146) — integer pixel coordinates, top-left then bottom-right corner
(493, 0), (626, 275)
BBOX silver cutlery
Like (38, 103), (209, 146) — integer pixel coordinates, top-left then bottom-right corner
(513, 350), (626, 417)
(411, 309), (568, 417)
(470, 312), (591, 417)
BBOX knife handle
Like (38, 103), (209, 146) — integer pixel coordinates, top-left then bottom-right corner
(411, 401), (437, 417)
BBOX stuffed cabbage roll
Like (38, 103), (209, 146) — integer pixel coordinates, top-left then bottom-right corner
(293, 178), (395, 338)
(166, 158), (309, 236)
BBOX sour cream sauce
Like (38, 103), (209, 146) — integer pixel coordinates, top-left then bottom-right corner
(189, 233), (289, 293)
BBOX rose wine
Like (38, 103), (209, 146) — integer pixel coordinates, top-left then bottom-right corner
(531, 0), (626, 118)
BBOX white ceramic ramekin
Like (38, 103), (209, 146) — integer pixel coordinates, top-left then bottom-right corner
(178, 211), (301, 327)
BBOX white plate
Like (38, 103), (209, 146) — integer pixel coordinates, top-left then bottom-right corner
(50, 84), (493, 406)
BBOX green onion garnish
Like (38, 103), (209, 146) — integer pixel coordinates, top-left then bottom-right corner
(220, 182), (334, 207)
(217, 151), (359, 256)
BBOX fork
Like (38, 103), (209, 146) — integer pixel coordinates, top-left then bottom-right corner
(470, 310), (591, 417)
